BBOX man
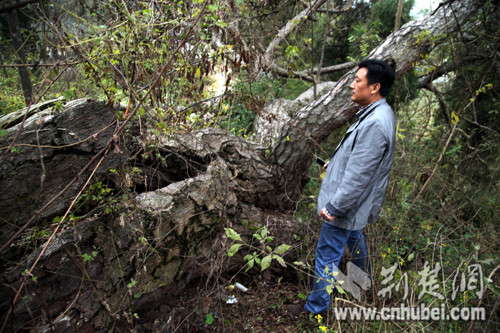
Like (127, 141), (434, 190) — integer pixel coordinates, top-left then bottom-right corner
(290, 59), (396, 315)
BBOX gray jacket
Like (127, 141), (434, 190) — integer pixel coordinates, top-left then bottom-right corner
(318, 98), (396, 230)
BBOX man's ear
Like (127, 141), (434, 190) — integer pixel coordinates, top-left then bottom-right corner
(370, 82), (381, 95)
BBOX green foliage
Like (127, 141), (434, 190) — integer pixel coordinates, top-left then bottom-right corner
(221, 71), (282, 136)
(127, 278), (137, 289)
(388, 69), (420, 107)
(348, 22), (382, 58)
(225, 227), (290, 272)
(0, 70), (25, 114)
(205, 313), (215, 325)
(82, 249), (98, 263)
(370, 0), (415, 37)
(25, 226), (49, 241)
(348, 0), (415, 60)
(76, 181), (118, 214)
(40, 0), (233, 133)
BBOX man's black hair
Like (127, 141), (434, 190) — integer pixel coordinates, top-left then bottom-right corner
(357, 59), (395, 97)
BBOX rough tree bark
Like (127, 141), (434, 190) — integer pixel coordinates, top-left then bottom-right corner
(0, 0), (483, 331)
(0, 99), (123, 248)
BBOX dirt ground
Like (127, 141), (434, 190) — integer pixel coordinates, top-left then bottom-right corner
(166, 271), (323, 333)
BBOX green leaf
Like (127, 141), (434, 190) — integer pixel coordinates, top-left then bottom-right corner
(225, 228), (242, 241)
(260, 226), (268, 239)
(285, 45), (298, 58)
(335, 284), (346, 295)
(326, 284), (333, 295)
(261, 254), (272, 271)
(205, 313), (215, 325)
(245, 258), (255, 272)
(273, 254), (286, 267)
(487, 283), (500, 296)
(227, 244), (242, 257)
(273, 244), (290, 255)
(253, 233), (262, 241)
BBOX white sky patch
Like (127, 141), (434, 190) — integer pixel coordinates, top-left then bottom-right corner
(411, 0), (440, 19)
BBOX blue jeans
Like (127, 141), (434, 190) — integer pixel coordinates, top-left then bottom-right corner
(304, 222), (371, 314)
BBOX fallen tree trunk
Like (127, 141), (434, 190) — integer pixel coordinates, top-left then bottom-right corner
(0, 99), (122, 248)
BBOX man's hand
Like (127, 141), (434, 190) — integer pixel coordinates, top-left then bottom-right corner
(323, 161), (329, 171)
(319, 207), (335, 222)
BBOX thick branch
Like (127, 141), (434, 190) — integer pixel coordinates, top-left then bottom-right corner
(422, 83), (451, 125)
(271, 61), (356, 82)
(417, 54), (487, 87)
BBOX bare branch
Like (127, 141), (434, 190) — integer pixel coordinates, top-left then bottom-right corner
(422, 83), (452, 125)
(270, 61), (355, 82)
(263, 0), (327, 69)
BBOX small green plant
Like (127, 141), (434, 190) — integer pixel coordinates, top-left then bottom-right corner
(52, 213), (80, 224)
(297, 292), (307, 301)
(225, 227), (290, 271)
(82, 248), (98, 263)
(22, 268), (37, 282)
(26, 226), (49, 241)
(205, 313), (215, 325)
(76, 181), (119, 214)
(127, 278), (137, 289)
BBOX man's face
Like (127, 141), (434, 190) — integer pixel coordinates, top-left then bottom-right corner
(350, 67), (379, 107)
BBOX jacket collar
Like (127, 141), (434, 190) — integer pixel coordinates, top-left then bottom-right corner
(355, 98), (386, 122)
